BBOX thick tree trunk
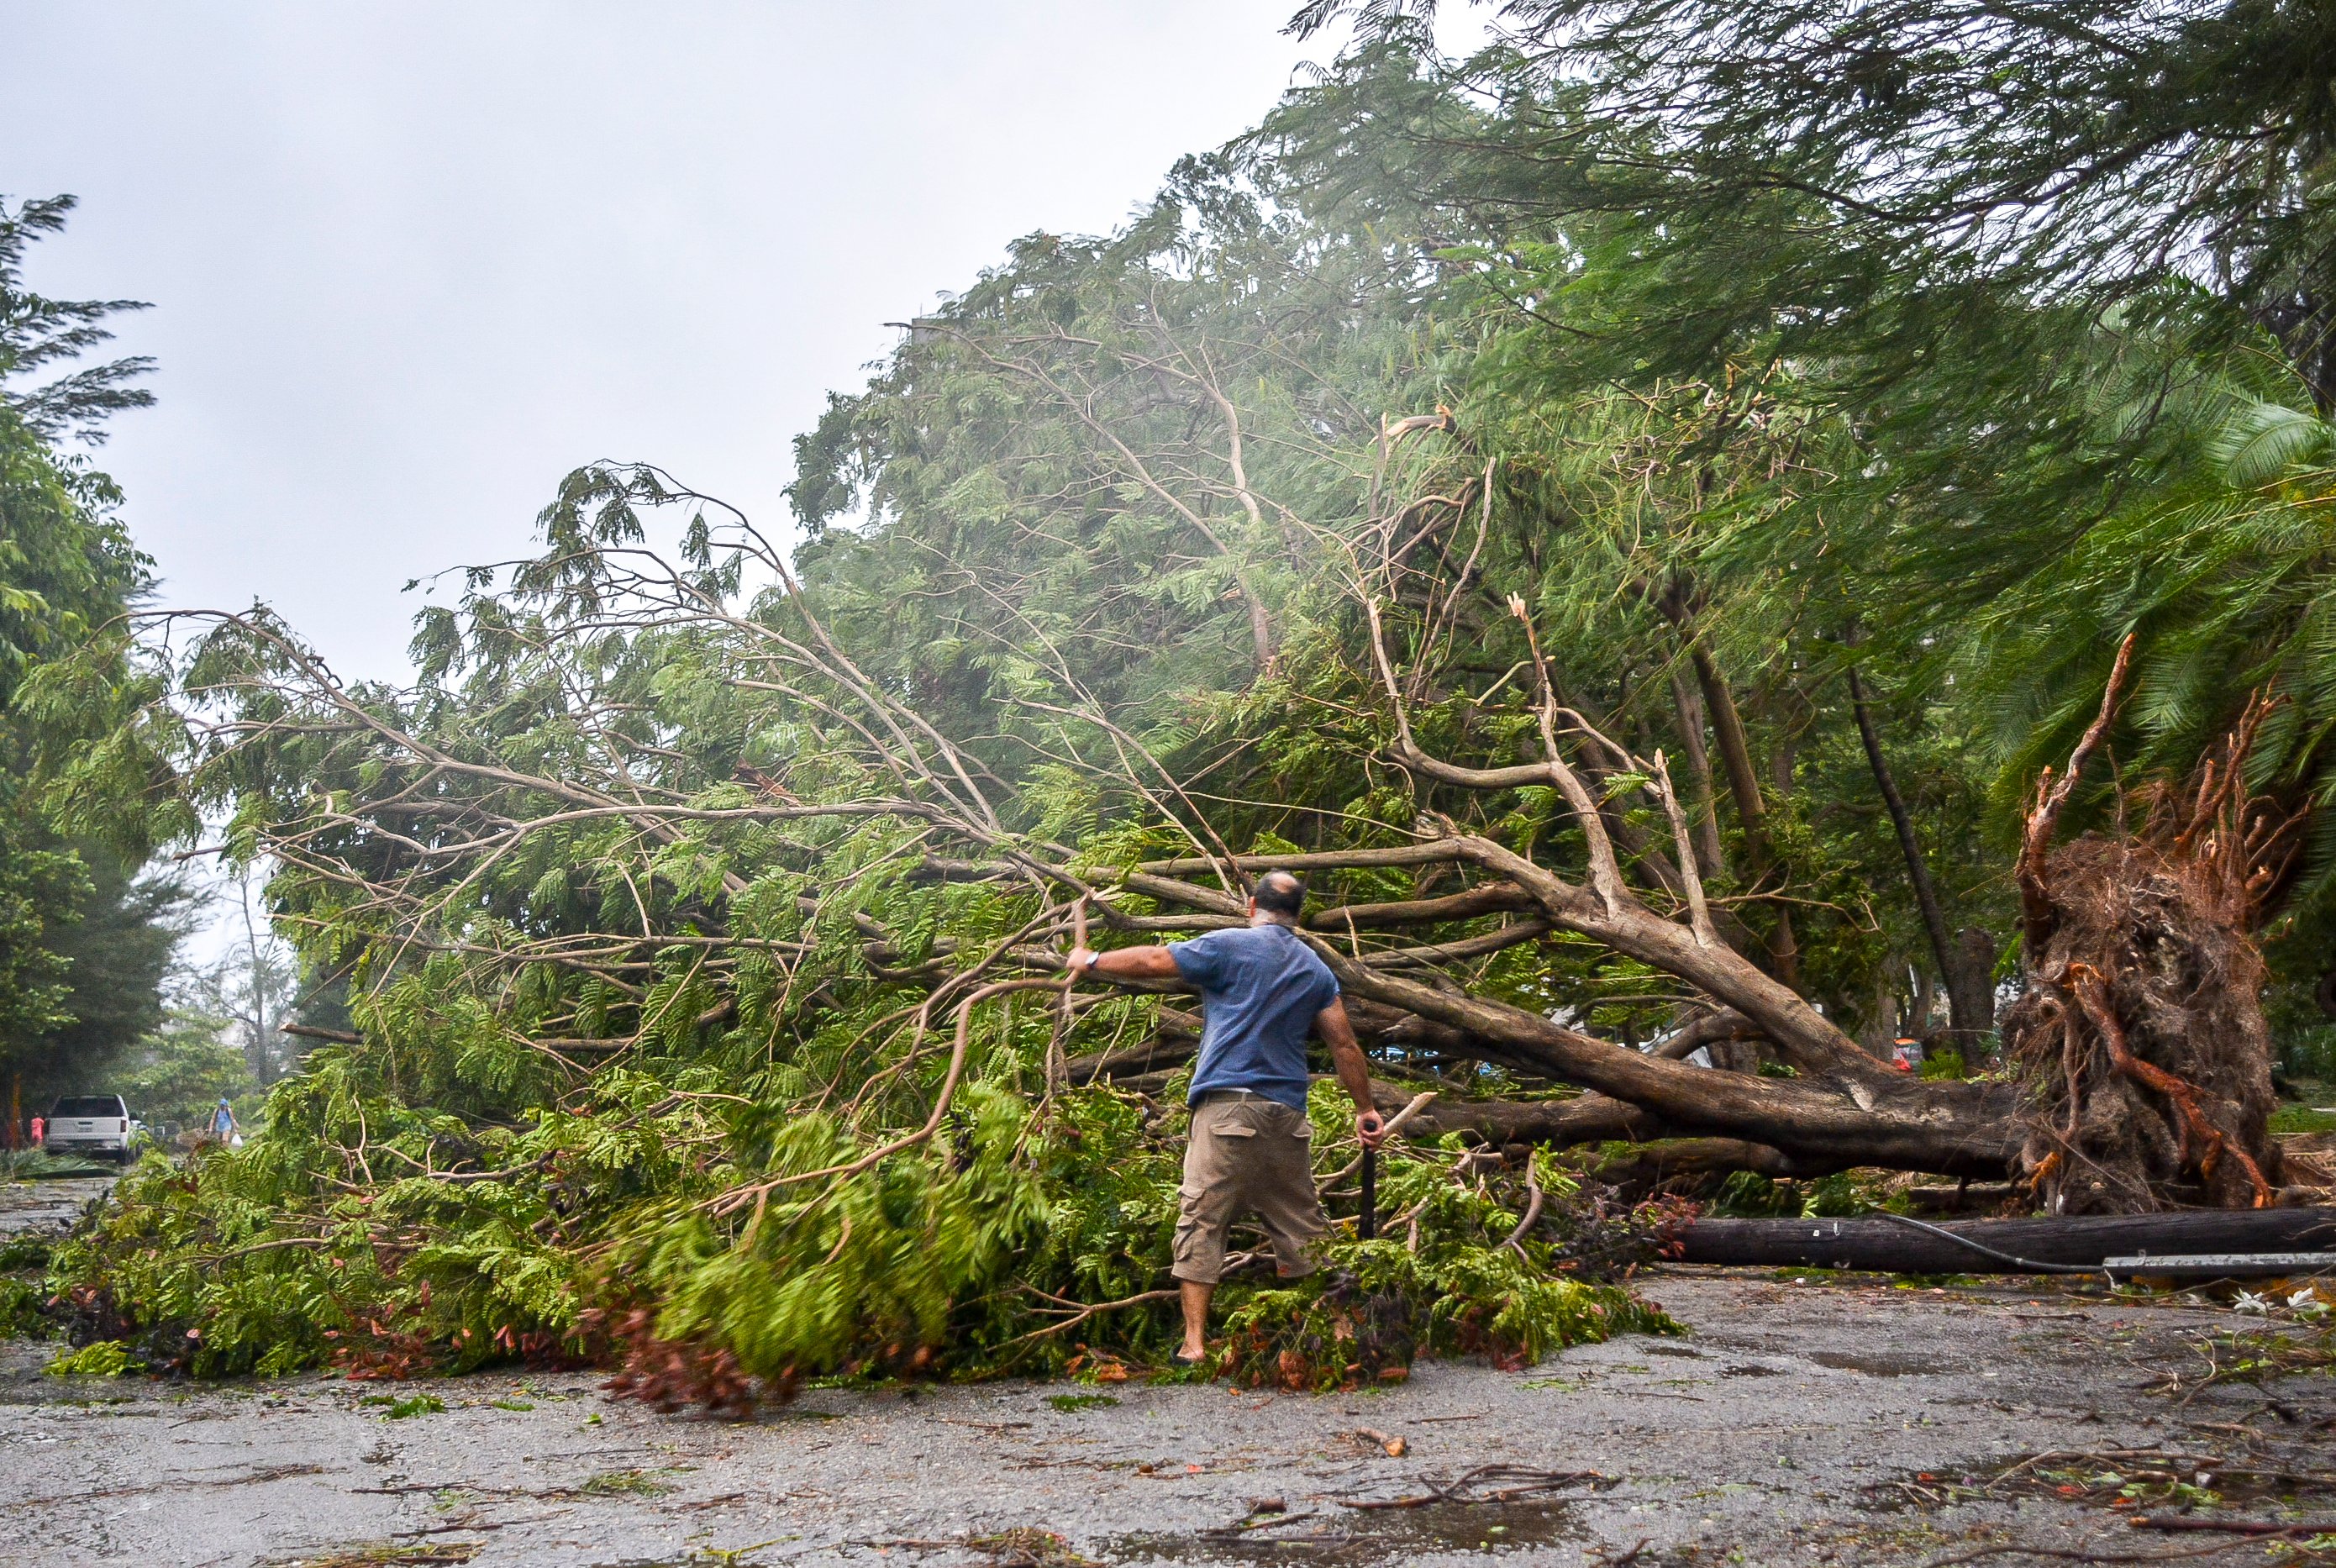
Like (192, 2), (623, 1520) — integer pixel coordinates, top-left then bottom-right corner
(1849, 668), (1973, 1039)
(1946, 925), (1998, 1055)
(1668, 663), (1726, 876)
(1676, 1208), (2336, 1272)
(1129, 839), (2026, 1181)
(1365, 1083), (1666, 1146)
(1578, 1137), (1852, 1190)
(1333, 949), (2023, 1178)
(1689, 644), (1800, 987)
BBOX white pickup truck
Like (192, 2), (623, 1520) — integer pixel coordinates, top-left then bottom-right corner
(43, 1095), (139, 1164)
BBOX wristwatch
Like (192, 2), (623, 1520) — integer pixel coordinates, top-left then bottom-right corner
(1080, 951), (1102, 975)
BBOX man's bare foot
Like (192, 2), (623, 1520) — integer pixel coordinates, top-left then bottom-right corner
(1175, 1344), (1207, 1365)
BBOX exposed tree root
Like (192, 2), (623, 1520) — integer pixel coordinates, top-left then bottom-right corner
(2067, 962), (2273, 1208)
(2007, 654), (2296, 1213)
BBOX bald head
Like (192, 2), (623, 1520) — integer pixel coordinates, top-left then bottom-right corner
(1251, 870), (1307, 922)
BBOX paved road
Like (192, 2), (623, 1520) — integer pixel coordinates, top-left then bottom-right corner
(7, 1266), (2328, 1567)
(0, 1176), (113, 1241)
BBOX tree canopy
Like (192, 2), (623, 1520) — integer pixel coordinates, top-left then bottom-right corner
(0, 194), (178, 1119)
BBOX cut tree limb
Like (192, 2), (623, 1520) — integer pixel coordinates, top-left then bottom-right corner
(1368, 1085), (1669, 1146)
(1674, 1208), (2336, 1272)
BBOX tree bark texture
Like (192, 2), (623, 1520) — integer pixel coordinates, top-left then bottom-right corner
(1676, 1208), (2336, 1272)
(1849, 668), (1973, 1035)
(1688, 642), (1801, 987)
(1847, 669), (2001, 1050)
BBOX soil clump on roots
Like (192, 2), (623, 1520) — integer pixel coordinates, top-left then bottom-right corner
(2007, 660), (2294, 1213)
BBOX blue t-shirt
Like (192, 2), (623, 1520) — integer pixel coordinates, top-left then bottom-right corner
(1168, 923), (1341, 1112)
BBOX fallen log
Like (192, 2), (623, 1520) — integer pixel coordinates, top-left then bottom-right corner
(1065, 1010), (1200, 1086)
(1067, 994), (1560, 1091)
(1674, 1208), (2336, 1274)
(1362, 1084), (1680, 1147)
(1576, 1137), (1849, 1187)
(1902, 1182), (2020, 1215)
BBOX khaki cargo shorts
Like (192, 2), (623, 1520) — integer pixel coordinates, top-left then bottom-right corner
(1172, 1092), (1329, 1284)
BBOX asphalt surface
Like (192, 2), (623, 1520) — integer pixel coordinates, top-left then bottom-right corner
(3, 1178), (2333, 1566)
(0, 1176), (115, 1239)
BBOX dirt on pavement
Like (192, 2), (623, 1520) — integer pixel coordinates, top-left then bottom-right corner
(4, 1180), (2334, 1566)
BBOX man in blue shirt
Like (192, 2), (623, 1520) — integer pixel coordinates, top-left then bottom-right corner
(1065, 869), (1385, 1363)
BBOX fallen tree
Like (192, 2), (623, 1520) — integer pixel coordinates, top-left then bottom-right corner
(37, 85), (2328, 1389)
(45, 440), (2286, 1397)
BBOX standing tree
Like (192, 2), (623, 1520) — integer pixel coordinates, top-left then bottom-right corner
(0, 194), (176, 1129)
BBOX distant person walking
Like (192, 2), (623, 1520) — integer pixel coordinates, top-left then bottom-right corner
(209, 1097), (238, 1143)
(1063, 869), (1385, 1364)
(28, 1114), (44, 1149)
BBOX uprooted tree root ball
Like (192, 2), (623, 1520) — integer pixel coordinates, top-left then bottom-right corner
(2007, 660), (2293, 1214)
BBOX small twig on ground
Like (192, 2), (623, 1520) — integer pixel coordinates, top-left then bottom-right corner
(846, 1541), (960, 1552)
(2132, 1515), (2336, 1537)
(1203, 1510), (1321, 1538)
(1339, 1464), (1603, 1509)
(1918, 1537), (2271, 1565)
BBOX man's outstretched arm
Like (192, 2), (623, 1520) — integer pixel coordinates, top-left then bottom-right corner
(1316, 998), (1386, 1148)
(1063, 943), (1182, 981)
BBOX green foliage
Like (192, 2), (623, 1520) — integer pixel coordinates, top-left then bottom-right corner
(0, 1278), (46, 1338)
(1917, 1048), (1967, 1081)
(16, 846), (189, 1111)
(1706, 1169), (1886, 1219)
(0, 195), (178, 1108)
(0, 1148), (113, 1179)
(1218, 1250), (1669, 1392)
(0, 1231), (51, 1338)
(1798, 1172), (1883, 1219)
(1709, 1172), (1799, 1218)
(1262, 14), (2336, 1009)
(55, 1064), (1664, 1391)
(2273, 1017), (2336, 1083)
(0, 195), (155, 443)
(579, 1469), (677, 1497)
(45, 1339), (140, 1376)
(2270, 1103), (2336, 1136)
(1044, 1392), (1118, 1412)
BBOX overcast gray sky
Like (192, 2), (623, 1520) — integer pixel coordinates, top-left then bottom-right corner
(3, 2), (1401, 681)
